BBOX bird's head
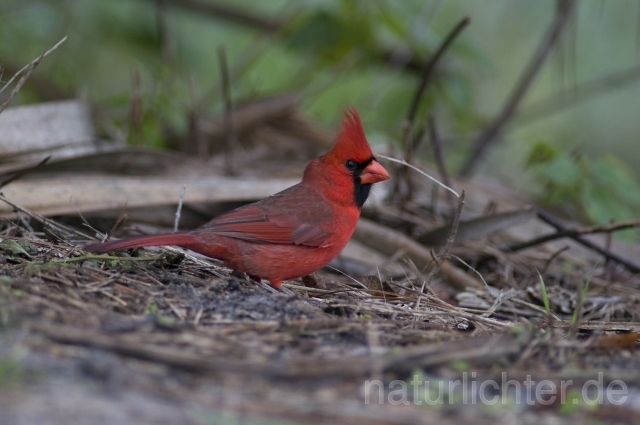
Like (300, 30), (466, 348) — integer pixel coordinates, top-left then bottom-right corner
(304, 108), (390, 208)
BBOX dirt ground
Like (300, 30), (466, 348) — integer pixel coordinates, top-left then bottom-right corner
(0, 235), (638, 425)
(0, 96), (639, 425)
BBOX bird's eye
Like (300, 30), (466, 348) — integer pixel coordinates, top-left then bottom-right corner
(345, 160), (357, 171)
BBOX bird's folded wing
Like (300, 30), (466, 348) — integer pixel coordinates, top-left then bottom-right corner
(198, 205), (332, 247)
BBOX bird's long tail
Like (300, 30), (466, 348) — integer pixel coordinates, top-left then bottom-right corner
(85, 233), (196, 254)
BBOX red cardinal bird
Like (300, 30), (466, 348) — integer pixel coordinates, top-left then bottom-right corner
(86, 108), (390, 289)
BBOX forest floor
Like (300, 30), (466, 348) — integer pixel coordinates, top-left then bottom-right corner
(0, 231), (638, 425)
(0, 98), (638, 425)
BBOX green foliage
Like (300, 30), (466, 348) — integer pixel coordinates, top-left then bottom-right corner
(0, 0), (481, 147)
(145, 301), (159, 315)
(527, 141), (640, 238)
(570, 270), (593, 328)
(0, 239), (32, 260)
(449, 360), (469, 372)
(2, 0), (639, 228)
(537, 272), (550, 315)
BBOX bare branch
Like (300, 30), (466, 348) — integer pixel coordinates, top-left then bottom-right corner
(378, 155), (459, 198)
(405, 16), (470, 127)
(145, 0), (281, 32)
(508, 218), (640, 252)
(513, 209), (640, 274)
(459, 1), (577, 176)
(0, 36), (67, 114)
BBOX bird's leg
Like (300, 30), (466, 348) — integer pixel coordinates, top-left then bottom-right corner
(301, 274), (327, 289)
(230, 270), (245, 280)
(268, 279), (282, 289)
(247, 274), (262, 284)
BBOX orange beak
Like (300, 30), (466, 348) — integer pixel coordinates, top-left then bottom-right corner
(360, 160), (390, 184)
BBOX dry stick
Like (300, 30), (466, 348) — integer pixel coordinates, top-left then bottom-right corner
(71, 199), (105, 240)
(106, 202), (129, 242)
(218, 46), (237, 175)
(459, 0), (577, 177)
(541, 245), (570, 275)
(637, 1), (640, 56)
(405, 16), (470, 127)
(354, 219), (483, 290)
(150, 0), (281, 32)
(396, 16), (470, 199)
(377, 155), (459, 198)
(0, 193), (94, 241)
(0, 41), (58, 94)
(0, 36), (67, 114)
(129, 68), (144, 146)
(173, 184), (187, 232)
(0, 156), (50, 189)
(415, 190), (465, 310)
(155, 0), (176, 65)
(569, 266), (594, 338)
(533, 209), (640, 274)
(197, 37), (273, 111)
(515, 64), (640, 125)
(427, 114), (455, 213)
(15, 211), (35, 237)
(508, 218), (640, 252)
(604, 220), (613, 282)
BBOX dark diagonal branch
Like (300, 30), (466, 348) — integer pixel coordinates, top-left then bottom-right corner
(508, 218), (640, 252)
(514, 64), (640, 125)
(393, 17), (469, 202)
(405, 16), (470, 127)
(153, 0), (282, 32)
(218, 46), (237, 175)
(512, 209), (640, 274)
(459, 0), (577, 177)
(0, 36), (67, 114)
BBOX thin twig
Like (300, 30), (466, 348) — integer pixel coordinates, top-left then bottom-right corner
(174, 184), (187, 232)
(427, 114), (455, 213)
(0, 156), (50, 189)
(395, 16), (469, 202)
(515, 64), (640, 125)
(71, 199), (106, 240)
(416, 190), (465, 309)
(508, 218), (640, 252)
(146, 0), (282, 32)
(378, 155), (459, 197)
(326, 266), (368, 290)
(533, 209), (640, 274)
(0, 193), (94, 241)
(129, 68), (144, 145)
(107, 207), (129, 242)
(448, 254), (490, 291)
(405, 16), (470, 126)
(569, 265), (596, 337)
(218, 46), (236, 175)
(460, 0), (577, 176)
(155, 0), (176, 65)
(541, 245), (570, 274)
(0, 36), (67, 114)
(15, 211), (35, 237)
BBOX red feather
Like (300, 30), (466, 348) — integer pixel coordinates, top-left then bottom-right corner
(85, 107), (389, 289)
(195, 184), (333, 247)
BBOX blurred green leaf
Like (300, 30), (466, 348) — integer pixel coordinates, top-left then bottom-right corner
(526, 141), (559, 168)
(538, 155), (582, 187)
(375, 3), (409, 40)
(591, 155), (640, 206)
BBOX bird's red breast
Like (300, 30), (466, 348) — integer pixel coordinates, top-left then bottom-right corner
(86, 108), (390, 289)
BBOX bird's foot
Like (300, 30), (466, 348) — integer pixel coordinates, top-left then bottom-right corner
(247, 274), (262, 284)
